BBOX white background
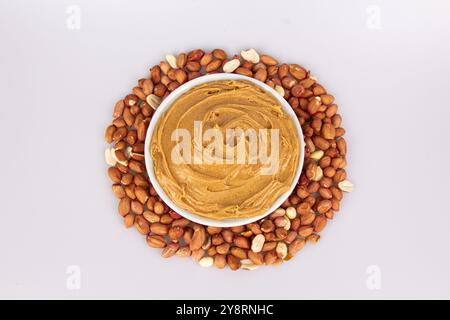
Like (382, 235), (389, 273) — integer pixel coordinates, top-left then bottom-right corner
(1, 0), (449, 299)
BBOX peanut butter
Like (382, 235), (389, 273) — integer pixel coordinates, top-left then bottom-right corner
(150, 80), (300, 220)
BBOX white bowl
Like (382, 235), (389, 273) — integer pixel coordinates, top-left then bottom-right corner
(144, 73), (304, 227)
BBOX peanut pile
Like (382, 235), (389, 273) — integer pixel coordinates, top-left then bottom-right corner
(105, 48), (353, 271)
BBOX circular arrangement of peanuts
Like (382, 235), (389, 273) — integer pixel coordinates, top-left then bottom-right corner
(105, 48), (353, 271)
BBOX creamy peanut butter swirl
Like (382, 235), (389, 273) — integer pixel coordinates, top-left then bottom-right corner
(151, 80), (300, 220)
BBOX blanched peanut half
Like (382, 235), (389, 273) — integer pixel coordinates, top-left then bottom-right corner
(286, 207), (297, 219)
(251, 234), (265, 253)
(338, 180), (354, 192)
(310, 150), (324, 161)
(276, 242), (288, 259)
(165, 54), (178, 69)
(105, 148), (117, 166)
(240, 259), (259, 271)
(199, 257), (214, 267)
(223, 59), (240, 73)
(275, 85), (285, 97)
(241, 48), (260, 63)
(146, 94), (161, 110)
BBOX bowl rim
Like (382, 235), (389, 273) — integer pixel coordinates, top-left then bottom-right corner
(144, 73), (305, 227)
